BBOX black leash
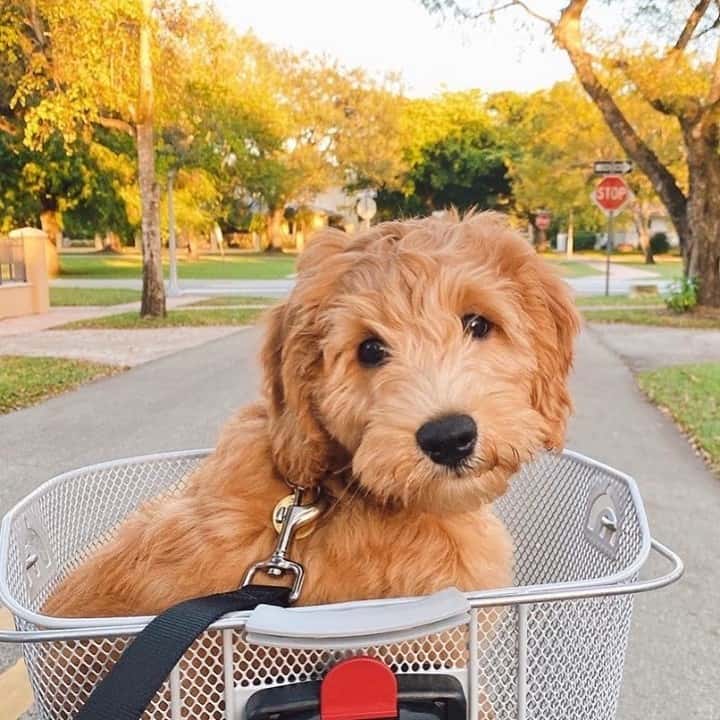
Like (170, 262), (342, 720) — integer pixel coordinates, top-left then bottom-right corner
(75, 584), (291, 720)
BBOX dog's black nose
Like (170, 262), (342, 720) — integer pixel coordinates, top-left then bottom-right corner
(416, 414), (477, 467)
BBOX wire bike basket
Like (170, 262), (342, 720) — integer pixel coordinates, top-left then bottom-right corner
(0, 449), (682, 720)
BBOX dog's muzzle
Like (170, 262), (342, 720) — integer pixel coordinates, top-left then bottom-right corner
(415, 414), (477, 468)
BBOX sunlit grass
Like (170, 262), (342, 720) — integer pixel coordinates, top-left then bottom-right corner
(56, 307), (264, 329)
(583, 308), (720, 329)
(541, 257), (603, 278)
(575, 294), (663, 307)
(186, 296), (276, 307)
(0, 356), (120, 414)
(59, 253), (296, 280)
(639, 363), (720, 473)
(50, 287), (141, 306)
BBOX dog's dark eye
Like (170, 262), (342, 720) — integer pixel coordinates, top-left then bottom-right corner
(462, 314), (492, 339)
(358, 337), (389, 367)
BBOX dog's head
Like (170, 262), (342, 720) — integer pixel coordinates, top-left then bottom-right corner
(261, 213), (580, 513)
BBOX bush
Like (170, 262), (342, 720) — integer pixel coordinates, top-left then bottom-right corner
(650, 232), (670, 255)
(664, 276), (698, 313)
(572, 231), (597, 252)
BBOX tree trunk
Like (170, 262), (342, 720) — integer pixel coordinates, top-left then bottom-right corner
(103, 232), (122, 252)
(684, 123), (720, 307)
(185, 232), (200, 261)
(266, 207), (285, 252)
(631, 201), (654, 264)
(137, 0), (165, 317)
(554, 3), (691, 258)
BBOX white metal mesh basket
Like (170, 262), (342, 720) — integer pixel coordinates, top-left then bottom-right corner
(0, 449), (682, 720)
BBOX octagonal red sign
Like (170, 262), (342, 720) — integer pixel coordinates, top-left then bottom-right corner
(593, 175), (631, 214)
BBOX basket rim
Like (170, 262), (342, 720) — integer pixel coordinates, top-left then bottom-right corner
(0, 448), (651, 634)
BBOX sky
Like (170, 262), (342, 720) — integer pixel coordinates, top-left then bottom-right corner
(213, 0), (574, 97)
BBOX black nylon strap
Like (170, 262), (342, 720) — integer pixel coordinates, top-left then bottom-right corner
(75, 584), (291, 720)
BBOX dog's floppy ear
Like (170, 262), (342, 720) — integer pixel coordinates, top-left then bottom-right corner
(261, 229), (350, 487)
(527, 264), (581, 450)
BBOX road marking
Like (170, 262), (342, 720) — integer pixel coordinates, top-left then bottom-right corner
(0, 659), (33, 719)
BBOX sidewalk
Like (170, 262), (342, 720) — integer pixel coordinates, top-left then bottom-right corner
(585, 262), (661, 280)
(0, 296), (248, 367)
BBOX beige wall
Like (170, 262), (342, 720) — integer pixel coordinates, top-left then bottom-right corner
(0, 285), (35, 319)
(0, 228), (50, 319)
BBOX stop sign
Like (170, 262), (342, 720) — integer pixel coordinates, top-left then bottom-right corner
(593, 175), (631, 215)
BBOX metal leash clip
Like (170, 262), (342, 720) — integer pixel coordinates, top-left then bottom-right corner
(242, 487), (323, 603)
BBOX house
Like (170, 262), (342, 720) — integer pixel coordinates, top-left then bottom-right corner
(284, 188), (363, 249)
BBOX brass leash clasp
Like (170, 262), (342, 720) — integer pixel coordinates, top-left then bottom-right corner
(241, 487), (323, 604)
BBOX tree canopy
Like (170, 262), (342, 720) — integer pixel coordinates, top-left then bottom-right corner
(3, 0), (718, 304)
(421, 0), (720, 305)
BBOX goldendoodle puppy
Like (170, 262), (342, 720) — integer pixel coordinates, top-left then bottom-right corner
(46, 212), (580, 618)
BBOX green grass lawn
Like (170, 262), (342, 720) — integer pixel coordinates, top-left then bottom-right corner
(583, 308), (720, 329)
(622, 262), (684, 280)
(638, 363), (720, 472)
(0, 356), (119, 414)
(50, 287), (142, 306)
(575, 294), (664, 307)
(57, 307), (265, 330)
(542, 257), (604, 278)
(186, 295), (277, 307)
(563, 252), (684, 279)
(59, 253), (296, 280)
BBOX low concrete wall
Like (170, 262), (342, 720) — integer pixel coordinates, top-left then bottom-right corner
(0, 228), (50, 319)
(0, 284), (35, 319)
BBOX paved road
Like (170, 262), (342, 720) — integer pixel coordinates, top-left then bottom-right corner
(1, 327), (718, 718)
(50, 273), (673, 297)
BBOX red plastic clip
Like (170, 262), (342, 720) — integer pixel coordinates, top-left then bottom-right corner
(320, 657), (398, 720)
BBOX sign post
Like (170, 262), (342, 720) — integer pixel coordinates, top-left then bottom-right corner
(605, 213), (614, 296)
(593, 160), (634, 175)
(591, 175), (632, 296)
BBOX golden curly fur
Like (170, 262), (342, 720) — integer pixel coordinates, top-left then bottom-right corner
(46, 212), (580, 618)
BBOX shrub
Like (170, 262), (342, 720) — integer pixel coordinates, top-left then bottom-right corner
(664, 276), (698, 313)
(650, 232), (670, 255)
(572, 231), (597, 252)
